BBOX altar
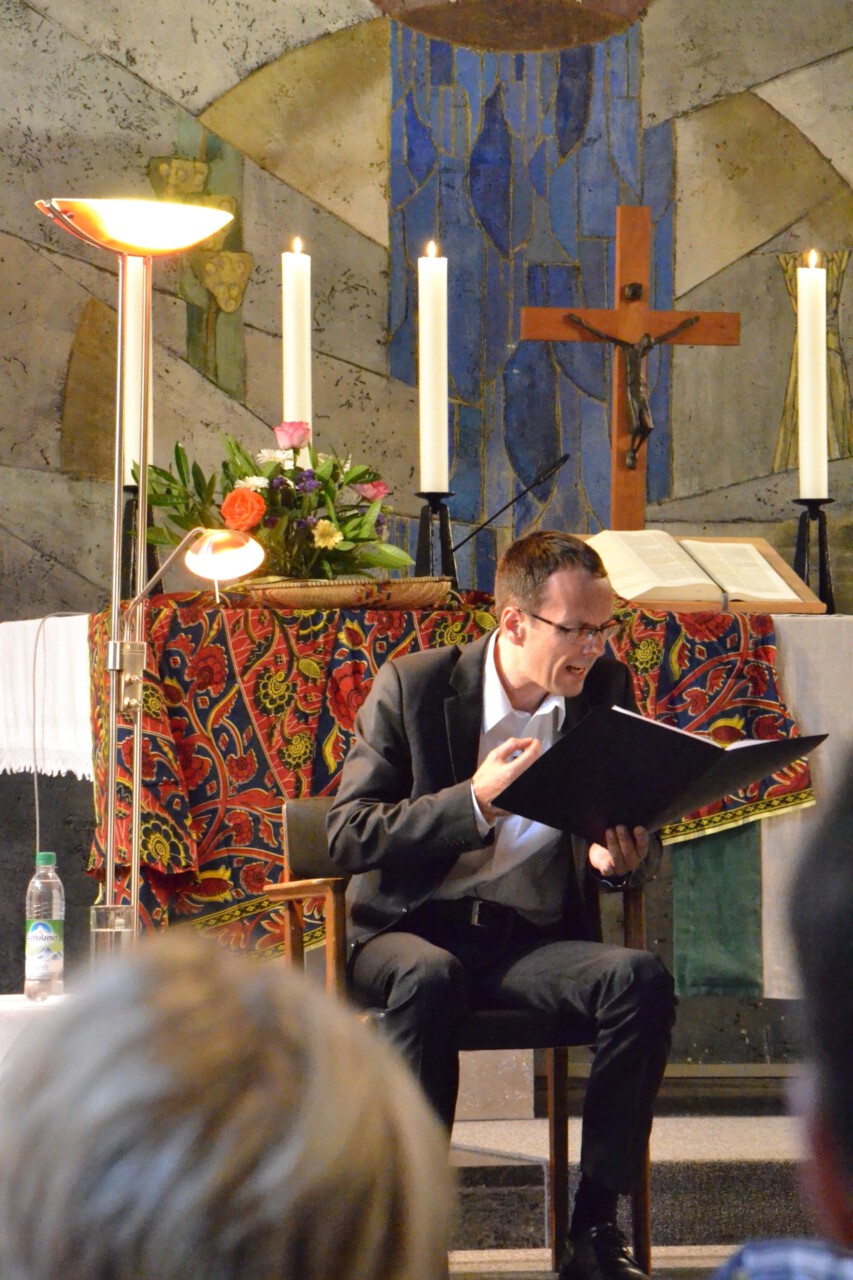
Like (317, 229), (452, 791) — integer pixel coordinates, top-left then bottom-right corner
(81, 590), (839, 998)
(1, 595), (847, 1003)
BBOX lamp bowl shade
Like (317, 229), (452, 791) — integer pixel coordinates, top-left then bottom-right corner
(184, 529), (265, 582)
(35, 198), (233, 256)
(369, 0), (653, 49)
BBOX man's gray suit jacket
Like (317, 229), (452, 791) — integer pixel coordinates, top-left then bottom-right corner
(326, 631), (661, 950)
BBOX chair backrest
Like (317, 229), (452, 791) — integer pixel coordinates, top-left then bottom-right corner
(283, 796), (341, 881)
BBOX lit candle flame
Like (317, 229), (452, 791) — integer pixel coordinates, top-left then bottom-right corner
(808, 249), (818, 269)
(293, 236), (303, 254)
(426, 241), (437, 258)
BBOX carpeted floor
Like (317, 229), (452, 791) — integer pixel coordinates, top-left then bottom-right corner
(448, 1116), (811, 1265)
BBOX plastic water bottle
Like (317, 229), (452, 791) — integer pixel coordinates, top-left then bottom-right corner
(24, 852), (65, 1001)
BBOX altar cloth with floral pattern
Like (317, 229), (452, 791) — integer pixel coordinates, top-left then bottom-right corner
(88, 593), (813, 954)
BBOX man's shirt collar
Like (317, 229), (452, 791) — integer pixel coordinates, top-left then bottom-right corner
(482, 629), (565, 734)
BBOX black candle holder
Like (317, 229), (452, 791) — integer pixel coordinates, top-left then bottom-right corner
(120, 484), (160, 601)
(793, 497), (835, 614)
(414, 492), (458, 585)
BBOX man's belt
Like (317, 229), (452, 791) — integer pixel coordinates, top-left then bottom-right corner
(424, 896), (525, 934)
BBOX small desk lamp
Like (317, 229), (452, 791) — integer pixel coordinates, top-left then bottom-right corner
(35, 197), (236, 945)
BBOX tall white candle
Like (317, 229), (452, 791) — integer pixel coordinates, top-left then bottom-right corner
(797, 250), (828, 500)
(281, 237), (312, 430)
(121, 256), (152, 487)
(417, 241), (449, 493)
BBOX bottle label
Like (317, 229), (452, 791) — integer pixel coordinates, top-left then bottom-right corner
(25, 919), (64, 980)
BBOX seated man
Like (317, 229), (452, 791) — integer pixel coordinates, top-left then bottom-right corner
(713, 753), (853, 1280)
(328, 529), (677, 1280)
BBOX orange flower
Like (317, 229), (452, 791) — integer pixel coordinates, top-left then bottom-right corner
(221, 487), (265, 531)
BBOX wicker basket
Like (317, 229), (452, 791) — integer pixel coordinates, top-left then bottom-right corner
(227, 575), (455, 610)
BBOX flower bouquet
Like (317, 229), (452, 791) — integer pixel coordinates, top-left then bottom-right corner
(146, 421), (414, 582)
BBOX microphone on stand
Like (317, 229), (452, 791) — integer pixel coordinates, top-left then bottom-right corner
(451, 452), (571, 554)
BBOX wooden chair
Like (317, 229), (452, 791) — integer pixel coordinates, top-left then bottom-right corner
(266, 795), (652, 1273)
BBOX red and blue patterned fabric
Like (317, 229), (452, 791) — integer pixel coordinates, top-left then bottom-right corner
(88, 592), (812, 951)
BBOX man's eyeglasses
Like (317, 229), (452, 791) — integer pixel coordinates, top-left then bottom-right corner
(519, 609), (620, 644)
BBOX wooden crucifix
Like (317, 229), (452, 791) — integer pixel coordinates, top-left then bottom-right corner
(521, 206), (741, 529)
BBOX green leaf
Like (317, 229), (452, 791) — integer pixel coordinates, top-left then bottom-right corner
(223, 435), (256, 476)
(146, 527), (179, 546)
(174, 443), (190, 487)
(342, 464), (372, 486)
(357, 543), (414, 569)
(169, 512), (201, 532)
(358, 499), (382, 538)
(191, 461), (209, 500)
(147, 462), (180, 484)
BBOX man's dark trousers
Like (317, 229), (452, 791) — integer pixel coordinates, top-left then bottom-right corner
(349, 904), (676, 1194)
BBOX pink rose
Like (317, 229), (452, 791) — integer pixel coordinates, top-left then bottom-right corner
(274, 421), (312, 449)
(354, 480), (389, 502)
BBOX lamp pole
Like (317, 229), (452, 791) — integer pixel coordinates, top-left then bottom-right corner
(35, 199), (234, 946)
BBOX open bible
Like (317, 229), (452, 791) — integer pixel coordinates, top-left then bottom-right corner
(494, 706), (826, 845)
(586, 529), (823, 612)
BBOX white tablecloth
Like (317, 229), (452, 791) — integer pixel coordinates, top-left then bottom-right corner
(0, 994), (67, 1069)
(761, 615), (853, 997)
(0, 615), (92, 779)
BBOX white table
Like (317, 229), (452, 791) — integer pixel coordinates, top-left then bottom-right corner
(0, 994), (67, 1069)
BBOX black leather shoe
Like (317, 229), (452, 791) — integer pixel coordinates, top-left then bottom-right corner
(558, 1224), (648, 1280)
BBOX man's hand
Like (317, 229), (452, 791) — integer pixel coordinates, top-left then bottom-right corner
(588, 825), (649, 878)
(472, 737), (542, 826)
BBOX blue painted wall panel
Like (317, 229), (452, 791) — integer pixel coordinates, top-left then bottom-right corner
(388, 23), (674, 591)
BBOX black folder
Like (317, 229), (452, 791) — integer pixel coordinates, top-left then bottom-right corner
(494, 706), (826, 845)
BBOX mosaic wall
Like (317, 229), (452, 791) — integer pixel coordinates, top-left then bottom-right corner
(387, 25), (674, 588)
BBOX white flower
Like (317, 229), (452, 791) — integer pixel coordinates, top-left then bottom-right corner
(256, 449), (292, 466)
(234, 475), (270, 491)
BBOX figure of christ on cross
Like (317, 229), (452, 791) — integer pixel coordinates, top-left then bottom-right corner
(563, 311), (701, 470)
(521, 206), (741, 530)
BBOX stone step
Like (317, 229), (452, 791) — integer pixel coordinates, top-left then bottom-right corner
(450, 1117), (813, 1252)
(450, 1244), (736, 1278)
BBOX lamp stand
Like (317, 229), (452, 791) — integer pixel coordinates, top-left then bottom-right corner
(414, 491), (458, 584)
(793, 497), (835, 614)
(35, 198), (235, 954)
(103, 253), (153, 945)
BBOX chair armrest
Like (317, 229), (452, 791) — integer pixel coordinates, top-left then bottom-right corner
(266, 876), (344, 902)
(264, 876), (348, 997)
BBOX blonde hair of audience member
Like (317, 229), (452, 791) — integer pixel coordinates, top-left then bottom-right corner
(0, 929), (452, 1280)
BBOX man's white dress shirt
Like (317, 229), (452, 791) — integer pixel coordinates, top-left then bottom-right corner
(433, 630), (569, 924)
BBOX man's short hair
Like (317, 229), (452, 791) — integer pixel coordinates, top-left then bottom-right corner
(0, 929), (451, 1280)
(494, 529), (607, 616)
(789, 752), (853, 1179)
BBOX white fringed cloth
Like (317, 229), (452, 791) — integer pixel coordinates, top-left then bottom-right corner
(0, 615), (93, 780)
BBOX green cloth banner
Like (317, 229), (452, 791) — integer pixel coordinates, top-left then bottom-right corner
(672, 822), (762, 998)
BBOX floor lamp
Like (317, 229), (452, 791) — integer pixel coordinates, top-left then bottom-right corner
(35, 198), (241, 947)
